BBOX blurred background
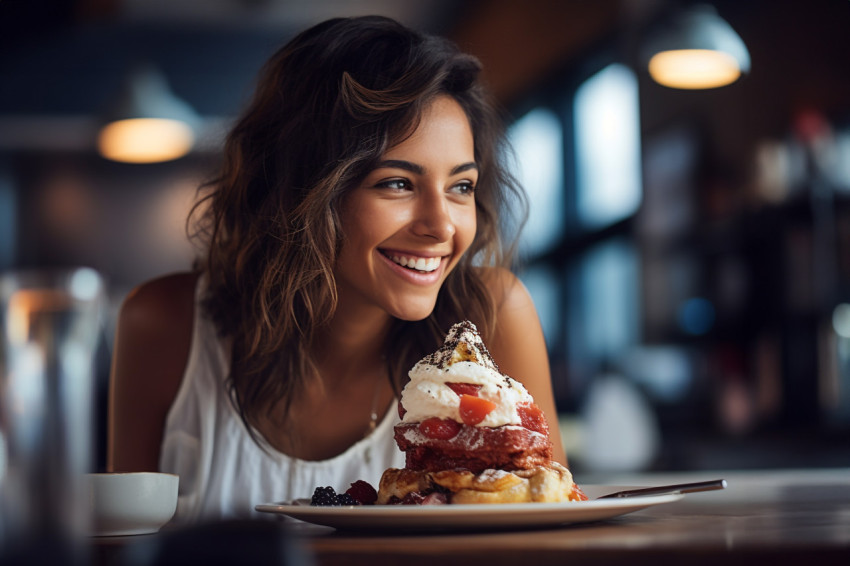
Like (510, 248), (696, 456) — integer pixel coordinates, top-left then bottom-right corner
(1, 0), (849, 475)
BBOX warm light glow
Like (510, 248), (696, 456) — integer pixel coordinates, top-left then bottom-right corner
(649, 49), (742, 89)
(6, 289), (72, 343)
(97, 118), (194, 163)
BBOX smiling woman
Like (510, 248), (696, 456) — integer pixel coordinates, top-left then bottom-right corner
(335, 96), (479, 322)
(107, 15), (563, 523)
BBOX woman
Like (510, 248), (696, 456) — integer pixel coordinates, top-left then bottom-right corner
(108, 15), (564, 521)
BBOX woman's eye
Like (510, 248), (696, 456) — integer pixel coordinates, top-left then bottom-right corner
(375, 179), (410, 191)
(452, 181), (476, 196)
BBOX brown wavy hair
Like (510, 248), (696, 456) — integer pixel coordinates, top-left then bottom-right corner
(189, 16), (527, 434)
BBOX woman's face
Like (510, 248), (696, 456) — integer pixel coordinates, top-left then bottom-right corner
(335, 95), (478, 322)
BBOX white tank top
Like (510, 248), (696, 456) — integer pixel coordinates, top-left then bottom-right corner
(159, 277), (405, 522)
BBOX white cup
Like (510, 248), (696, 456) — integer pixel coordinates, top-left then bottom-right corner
(86, 472), (179, 537)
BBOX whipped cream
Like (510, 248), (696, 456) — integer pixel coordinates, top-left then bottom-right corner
(399, 321), (533, 427)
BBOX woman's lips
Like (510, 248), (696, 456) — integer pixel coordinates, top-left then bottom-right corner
(378, 250), (448, 284)
(387, 254), (441, 272)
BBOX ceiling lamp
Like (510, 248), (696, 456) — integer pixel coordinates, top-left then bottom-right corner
(97, 64), (199, 163)
(643, 4), (750, 90)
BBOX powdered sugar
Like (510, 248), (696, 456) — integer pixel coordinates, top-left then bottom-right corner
(478, 469), (510, 482)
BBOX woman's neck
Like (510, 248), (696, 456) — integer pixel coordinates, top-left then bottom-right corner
(311, 305), (393, 385)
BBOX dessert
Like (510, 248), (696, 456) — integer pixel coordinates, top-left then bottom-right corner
(376, 320), (586, 505)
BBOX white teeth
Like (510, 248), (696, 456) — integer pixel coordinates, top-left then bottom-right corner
(389, 254), (441, 272)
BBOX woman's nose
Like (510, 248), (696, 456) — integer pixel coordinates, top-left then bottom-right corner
(411, 190), (456, 241)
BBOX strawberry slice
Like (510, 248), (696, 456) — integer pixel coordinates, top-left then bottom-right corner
(517, 402), (548, 434)
(459, 394), (497, 426)
(446, 382), (482, 397)
(419, 417), (461, 439)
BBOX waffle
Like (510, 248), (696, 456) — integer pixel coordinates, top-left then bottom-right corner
(377, 461), (586, 505)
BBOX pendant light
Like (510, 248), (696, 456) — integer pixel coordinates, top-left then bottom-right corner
(643, 4), (750, 90)
(97, 64), (199, 163)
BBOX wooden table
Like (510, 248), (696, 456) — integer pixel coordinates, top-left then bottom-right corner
(95, 468), (850, 566)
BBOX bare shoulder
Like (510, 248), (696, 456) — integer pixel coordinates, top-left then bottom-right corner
(113, 273), (198, 404)
(114, 270), (199, 391)
(478, 266), (535, 318)
(108, 271), (199, 471)
(119, 271), (199, 330)
(476, 266), (540, 358)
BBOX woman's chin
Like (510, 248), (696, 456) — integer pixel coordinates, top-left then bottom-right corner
(387, 299), (439, 322)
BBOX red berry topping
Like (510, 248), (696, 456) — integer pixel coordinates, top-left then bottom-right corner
(419, 417), (461, 439)
(345, 480), (378, 505)
(398, 400), (406, 419)
(401, 492), (425, 505)
(458, 394), (497, 426)
(446, 382), (482, 397)
(421, 492), (448, 505)
(571, 485), (589, 501)
(517, 402), (549, 434)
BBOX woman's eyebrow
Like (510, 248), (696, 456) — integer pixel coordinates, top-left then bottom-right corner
(375, 159), (424, 175)
(374, 160), (478, 176)
(451, 162), (478, 175)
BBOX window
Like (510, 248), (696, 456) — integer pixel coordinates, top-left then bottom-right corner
(506, 64), (645, 406)
(507, 107), (565, 257)
(573, 64), (642, 229)
(566, 238), (641, 390)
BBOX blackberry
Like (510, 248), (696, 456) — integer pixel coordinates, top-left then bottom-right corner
(310, 486), (338, 506)
(335, 493), (358, 506)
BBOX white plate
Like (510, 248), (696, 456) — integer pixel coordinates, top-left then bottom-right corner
(255, 486), (683, 531)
